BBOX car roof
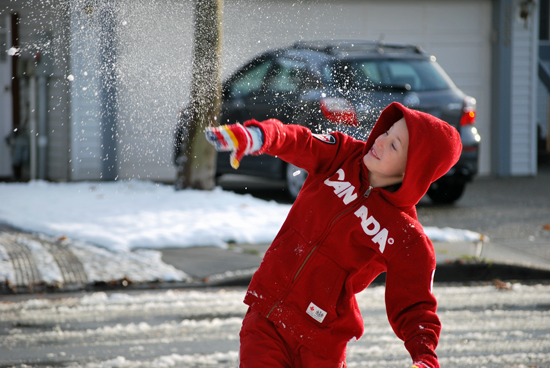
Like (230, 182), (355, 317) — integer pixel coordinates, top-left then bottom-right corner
(226, 40), (433, 83)
(292, 40), (426, 56)
(263, 40), (431, 67)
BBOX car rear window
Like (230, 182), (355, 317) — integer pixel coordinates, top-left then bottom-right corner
(322, 59), (453, 92)
(264, 58), (308, 94)
(229, 60), (273, 97)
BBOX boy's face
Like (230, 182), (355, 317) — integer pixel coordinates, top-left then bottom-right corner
(363, 117), (409, 188)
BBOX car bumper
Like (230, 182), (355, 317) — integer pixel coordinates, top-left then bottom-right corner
(439, 143), (479, 186)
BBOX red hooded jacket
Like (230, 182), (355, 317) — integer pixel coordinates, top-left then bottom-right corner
(242, 102), (462, 367)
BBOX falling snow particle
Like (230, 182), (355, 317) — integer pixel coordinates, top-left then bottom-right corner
(67, 74), (75, 82)
(7, 47), (19, 56)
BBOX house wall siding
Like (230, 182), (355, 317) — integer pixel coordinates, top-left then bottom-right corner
(510, 0), (539, 175)
(538, 80), (549, 141)
(0, 1), (72, 181)
(69, 1), (102, 181)
(46, 7), (72, 182)
(0, 13), (13, 178)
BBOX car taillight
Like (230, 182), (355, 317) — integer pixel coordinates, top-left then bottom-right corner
(320, 97), (359, 127)
(459, 96), (476, 126)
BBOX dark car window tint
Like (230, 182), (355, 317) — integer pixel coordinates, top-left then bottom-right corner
(386, 62), (421, 89)
(229, 60), (273, 97)
(359, 62), (382, 84)
(264, 58), (308, 94)
(323, 59), (452, 92)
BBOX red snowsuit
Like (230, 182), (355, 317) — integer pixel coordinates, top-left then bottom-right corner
(240, 102), (462, 367)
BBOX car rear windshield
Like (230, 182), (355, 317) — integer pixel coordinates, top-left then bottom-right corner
(322, 59), (454, 92)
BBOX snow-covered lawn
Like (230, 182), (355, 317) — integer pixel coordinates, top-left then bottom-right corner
(0, 180), (291, 252)
(0, 180), (482, 252)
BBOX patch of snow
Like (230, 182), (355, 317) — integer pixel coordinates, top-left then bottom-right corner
(0, 243), (15, 283)
(15, 234), (64, 283)
(0, 180), (483, 253)
(69, 240), (190, 283)
(425, 226), (486, 243)
(0, 180), (291, 253)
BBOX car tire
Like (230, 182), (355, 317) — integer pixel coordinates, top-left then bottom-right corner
(427, 182), (466, 204)
(286, 163), (307, 200)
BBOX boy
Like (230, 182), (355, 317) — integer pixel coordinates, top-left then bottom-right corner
(205, 102), (462, 368)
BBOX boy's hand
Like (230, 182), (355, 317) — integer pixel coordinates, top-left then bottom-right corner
(205, 123), (263, 169)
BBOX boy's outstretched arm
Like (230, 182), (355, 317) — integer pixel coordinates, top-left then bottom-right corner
(206, 119), (355, 175)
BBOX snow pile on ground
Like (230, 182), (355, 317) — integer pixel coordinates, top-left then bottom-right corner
(425, 226), (485, 243)
(0, 180), (291, 253)
(0, 232), (191, 284)
(0, 180), (482, 252)
(70, 241), (191, 283)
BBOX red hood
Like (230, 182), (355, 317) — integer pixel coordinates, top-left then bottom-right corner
(363, 102), (462, 208)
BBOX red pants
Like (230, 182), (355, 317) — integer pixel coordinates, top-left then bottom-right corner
(239, 309), (346, 368)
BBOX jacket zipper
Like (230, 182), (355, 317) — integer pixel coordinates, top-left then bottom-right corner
(266, 244), (319, 317)
(266, 185), (374, 318)
(292, 245), (318, 282)
(364, 185), (374, 198)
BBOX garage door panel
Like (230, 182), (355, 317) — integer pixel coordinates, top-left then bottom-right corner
(428, 45), (485, 80)
(426, 1), (490, 32)
(365, 3), (425, 32)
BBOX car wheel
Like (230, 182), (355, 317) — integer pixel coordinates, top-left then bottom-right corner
(286, 163), (307, 200)
(427, 182), (466, 204)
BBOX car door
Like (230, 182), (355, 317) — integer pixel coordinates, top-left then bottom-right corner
(238, 57), (310, 178)
(218, 58), (285, 177)
(256, 57), (308, 124)
(221, 58), (274, 126)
